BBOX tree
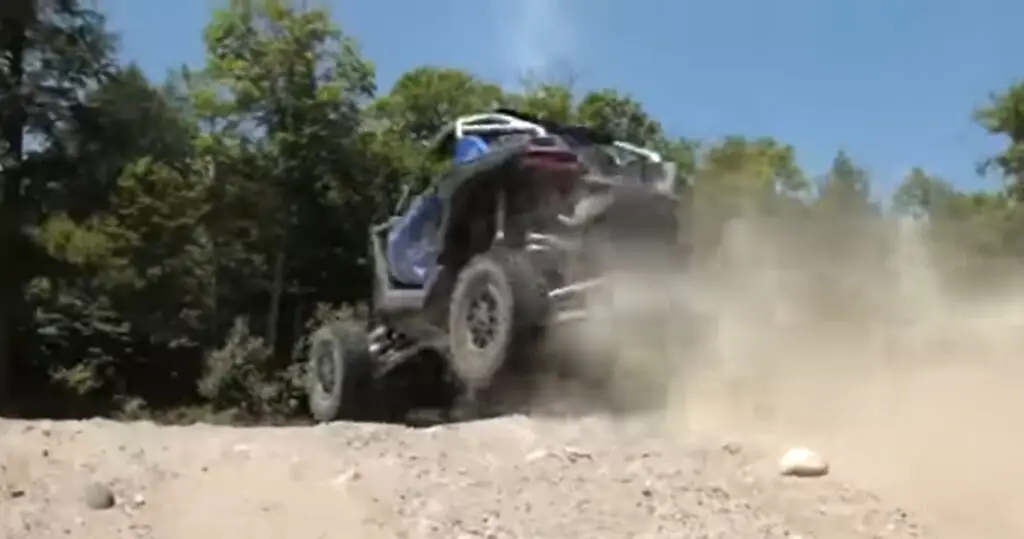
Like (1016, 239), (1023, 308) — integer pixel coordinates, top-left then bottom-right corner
(197, 0), (376, 352)
(814, 150), (877, 217)
(0, 0), (115, 403)
(58, 64), (197, 218)
(695, 136), (807, 209)
(810, 152), (883, 287)
(891, 167), (959, 220)
(686, 136), (808, 259)
(975, 81), (1024, 199)
(369, 67), (504, 143)
(510, 83), (575, 123)
(576, 89), (664, 145)
(891, 166), (1018, 276)
(29, 158), (214, 408)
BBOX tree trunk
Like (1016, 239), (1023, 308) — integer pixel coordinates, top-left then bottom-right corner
(0, 17), (28, 404)
(266, 234), (287, 352)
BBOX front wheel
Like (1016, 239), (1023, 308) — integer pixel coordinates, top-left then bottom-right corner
(447, 248), (550, 393)
(306, 321), (371, 422)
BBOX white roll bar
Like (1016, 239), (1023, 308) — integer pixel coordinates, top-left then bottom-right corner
(430, 111), (667, 166)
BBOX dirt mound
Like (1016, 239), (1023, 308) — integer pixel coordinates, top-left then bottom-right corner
(0, 416), (923, 539)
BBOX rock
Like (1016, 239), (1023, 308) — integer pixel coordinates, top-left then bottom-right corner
(82, 482), (116, 510)
(721, 442), (742, 455)
(525, 449), (550, 462)
(332, 467), (362, 485)
(563, 446), (592, 463)
(778, 447), (829, 477)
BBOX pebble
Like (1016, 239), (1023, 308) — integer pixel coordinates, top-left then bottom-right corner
(778, 447), (829, 477)
(82, 482), (116, 510)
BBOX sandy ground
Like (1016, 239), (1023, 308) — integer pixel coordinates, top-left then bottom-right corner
(0, 415), (924, 539)
(4, 217), (1023, 539)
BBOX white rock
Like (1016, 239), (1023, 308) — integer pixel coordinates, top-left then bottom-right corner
(778, 447), (829, 477)
(525, 449), (550, 462)
(332, 467), (361, 485)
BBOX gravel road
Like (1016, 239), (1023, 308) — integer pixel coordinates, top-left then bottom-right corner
(0, 414), (926, 539)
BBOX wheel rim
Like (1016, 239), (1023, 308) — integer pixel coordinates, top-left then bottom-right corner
(313, 340), (338, 394)
(465, 283), (501, 351)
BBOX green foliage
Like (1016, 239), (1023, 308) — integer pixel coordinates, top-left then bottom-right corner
(197, 316), (303, 421)
(0, 0), (1019, 422)
(976, 81), (1024, 197)
(576, 89), (665, 144)
(814, 151), (876, 216)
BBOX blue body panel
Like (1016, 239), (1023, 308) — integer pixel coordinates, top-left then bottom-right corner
(386, 135), (490, 286)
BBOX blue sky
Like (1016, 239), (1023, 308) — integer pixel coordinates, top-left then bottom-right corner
(102, 0), (1022, 199)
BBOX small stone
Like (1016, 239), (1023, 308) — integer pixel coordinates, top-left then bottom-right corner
(332, 467), (361, 485)
(721, 442), (742, 455)
(563, 446), (592, 462)
(778, 447), (829, 478)
(525, 449), (549, 462)
(82, 482), (116, 510)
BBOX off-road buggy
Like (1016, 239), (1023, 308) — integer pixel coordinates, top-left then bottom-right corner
(306, 109), (690, 423)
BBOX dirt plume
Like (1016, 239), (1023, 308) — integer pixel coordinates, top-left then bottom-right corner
(579, 212), (1024, 538)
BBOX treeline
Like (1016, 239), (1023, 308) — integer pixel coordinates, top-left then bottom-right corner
(0, 0), (1021, 422)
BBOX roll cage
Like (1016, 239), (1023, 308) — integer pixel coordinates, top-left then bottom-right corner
(429, 109), (668, 170)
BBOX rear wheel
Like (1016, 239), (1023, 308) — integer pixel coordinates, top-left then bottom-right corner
(307, 321), (371, 422)
(447, 248), (550, 395)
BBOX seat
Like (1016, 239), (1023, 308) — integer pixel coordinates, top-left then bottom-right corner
(453, 135), (490, 163)
(385, 135), (490, 286)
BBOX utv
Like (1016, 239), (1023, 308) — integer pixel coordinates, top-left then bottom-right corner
(306, 109), (689, 423)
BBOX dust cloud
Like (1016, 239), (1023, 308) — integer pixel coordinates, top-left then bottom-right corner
(573, 212), (1024, 539)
